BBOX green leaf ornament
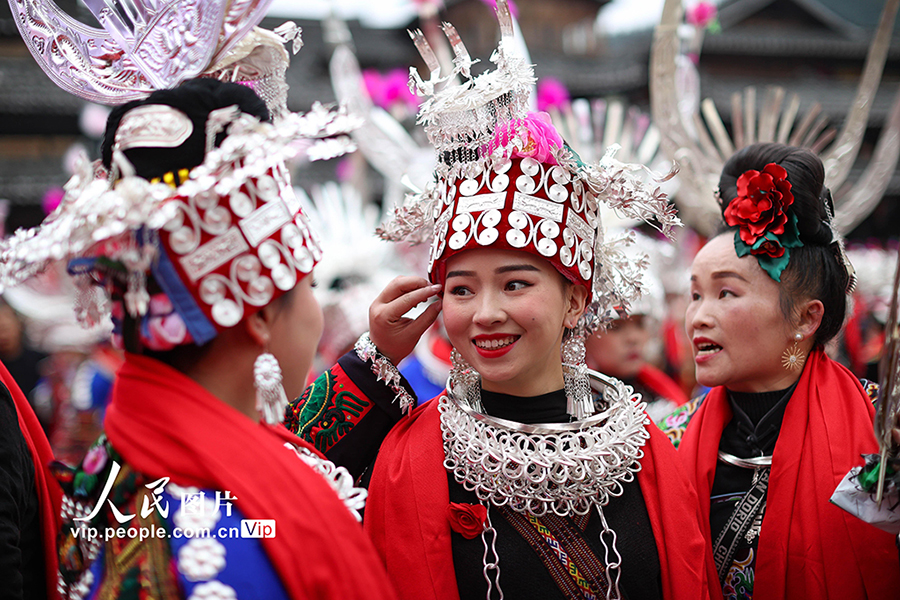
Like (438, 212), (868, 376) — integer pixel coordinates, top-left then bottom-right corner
(732, 213), (802, 282)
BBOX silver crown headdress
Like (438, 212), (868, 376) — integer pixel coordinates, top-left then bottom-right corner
(379, 0), (681, 331)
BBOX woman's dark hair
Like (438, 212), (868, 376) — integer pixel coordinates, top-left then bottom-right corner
(101, 78), (270, 180)
(717, 142), (850, 347)
(106, 79), (273, 370)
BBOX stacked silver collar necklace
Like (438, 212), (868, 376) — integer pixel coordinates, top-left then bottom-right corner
(439, 371), (650, 517)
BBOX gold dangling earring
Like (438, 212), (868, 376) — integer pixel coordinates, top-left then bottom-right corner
(781, 333), (806, 372)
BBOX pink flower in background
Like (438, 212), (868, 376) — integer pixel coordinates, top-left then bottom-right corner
(335, 156), (355, 183)
(537, 78), (570, 113)
(382, 69), (419, 111)
(490, 112), (565, 165)
(42, 187), (64, 215)
(363, 69), (386, 108)
(363, 68), (419, 113)
(686, 2), (717, 28)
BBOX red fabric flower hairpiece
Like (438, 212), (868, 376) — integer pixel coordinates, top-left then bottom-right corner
(722, 162), (803, 281)
(447, 502), (487, 539)
(724, 163), (794, 248)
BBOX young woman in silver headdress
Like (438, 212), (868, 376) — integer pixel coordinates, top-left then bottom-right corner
(661, 142), (900, 599)
(0, 77), (412, 600)
(285, 4), (713, 598)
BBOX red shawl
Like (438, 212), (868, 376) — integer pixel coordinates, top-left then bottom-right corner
(678, 349), (900, 600)
(365, 396), (713, 600)
(104, 353), (397, 600)
(0, 360), (62, 600)
(638, 364), (689, 407)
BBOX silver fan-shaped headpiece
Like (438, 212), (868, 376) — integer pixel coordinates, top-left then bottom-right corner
(8, 0), (301, 115)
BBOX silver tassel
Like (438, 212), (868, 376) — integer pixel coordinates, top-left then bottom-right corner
(562, 331), (593, 420)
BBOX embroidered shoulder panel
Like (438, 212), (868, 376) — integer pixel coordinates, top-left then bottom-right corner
(860, 378), (880, 407)
(284, 364), (373, 455)
(54, 436), (179, 599)
(658, 393), (707, 449)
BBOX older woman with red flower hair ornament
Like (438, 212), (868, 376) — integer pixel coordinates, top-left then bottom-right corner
(661, 142), (900, 599)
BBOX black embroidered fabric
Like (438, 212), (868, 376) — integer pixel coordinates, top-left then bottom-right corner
(0, 382), (45, 600)
(708, 383), (797, 594)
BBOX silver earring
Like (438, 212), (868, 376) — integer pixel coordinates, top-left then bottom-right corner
(450, 348), (484, 412)
(562, 330), (593, 420)
(781, 333), (806, 372)
(254, 352), (289, 425)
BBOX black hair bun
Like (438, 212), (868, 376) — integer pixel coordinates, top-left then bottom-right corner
(101, 78), (270, 180)
(718, 142), (833, 246)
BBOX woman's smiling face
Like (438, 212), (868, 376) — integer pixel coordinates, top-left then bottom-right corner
(441, 248), (586, 397)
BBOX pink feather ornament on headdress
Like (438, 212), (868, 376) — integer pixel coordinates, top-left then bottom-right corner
(489, 112), (565, 165)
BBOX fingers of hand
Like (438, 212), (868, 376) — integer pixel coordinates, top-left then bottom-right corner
(382, 284), (442, 321)
(376, 276), (434, 303)
(407, 297), (442, 336)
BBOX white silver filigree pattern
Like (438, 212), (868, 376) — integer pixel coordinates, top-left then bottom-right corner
(283, 443), (368, 522)
(188, 581), (238, 600)
(171, 494), (221, 535)
(439, 372), (650, 517)
(178, 537), (227, 582)
(8, 0), (274, 105)
(427, 155), (601, 285)
(562, 332), (592, 420)
(253, 352), (289, 425)
(115, 105), (194, 151)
